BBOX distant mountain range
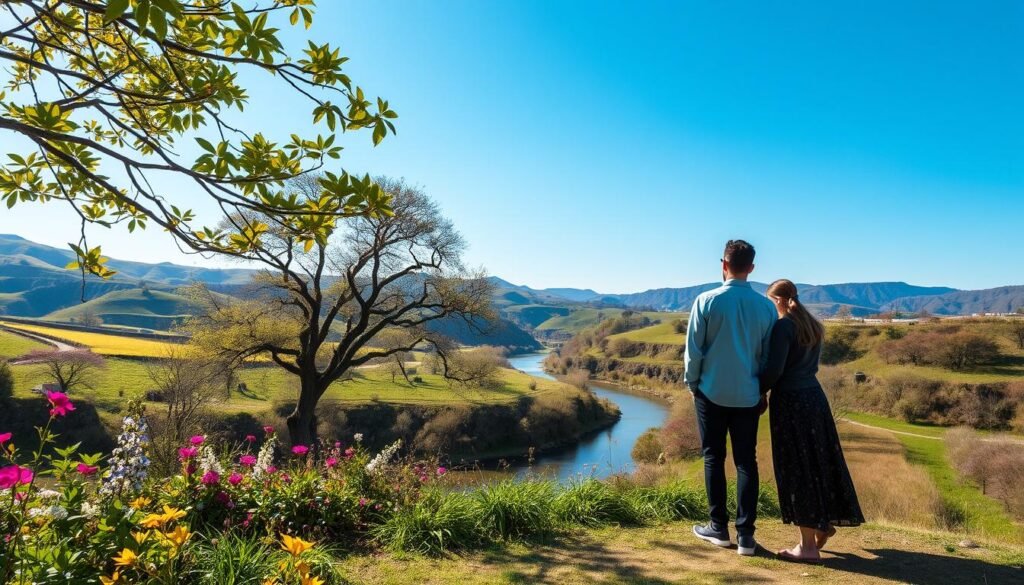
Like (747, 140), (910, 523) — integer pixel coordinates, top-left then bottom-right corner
(1, 234), (1021, 341)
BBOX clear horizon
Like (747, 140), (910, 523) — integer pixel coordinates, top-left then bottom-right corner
(1, 0), (1021, 291)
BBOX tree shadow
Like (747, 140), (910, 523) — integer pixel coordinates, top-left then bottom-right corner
(826, 548), (1023, 585)
(475, 534), (773, 585)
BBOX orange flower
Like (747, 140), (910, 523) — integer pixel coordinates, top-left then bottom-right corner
(280, 533), (315, 557)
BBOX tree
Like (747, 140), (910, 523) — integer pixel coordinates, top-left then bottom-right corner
(0, 1), (397, 285)
(835, 305), (853, 320)
(145, 347), (228, 472)
(1008, 320), (1024, 350)
(76, 311), (104, 328)
(184, 179), (494, 446)
(22, 348), (106, 392)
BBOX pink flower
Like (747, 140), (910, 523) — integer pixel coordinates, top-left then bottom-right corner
(343, 447), (355, 460)
(45, 391), (75, 418)
(437, 466), (447, 476)
(334, 441), (342, 449)
(189, 435), (205, 446)
(185, 463), (197, 476)
(244, 434), (257, 443)
(291, 445), (309, 456)
(178, 447), (198, 461)
(281, 473), (292, 483)
(214, 490), (232, 506)
(325, 457), (338, 469)
(239, 455), (257, 467)
(228, 472), (243, 486)
(76, 463), (98, 476)
(265, 465), (277, 475)
(0, 432), (11, 445)
(358, 497), (368, 506)
(0, 466), (33, 489)
(201, 471), (220, 485)
(262, 426), (274, 435)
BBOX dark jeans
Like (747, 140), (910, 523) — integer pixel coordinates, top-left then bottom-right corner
(693, 390), (760, 537)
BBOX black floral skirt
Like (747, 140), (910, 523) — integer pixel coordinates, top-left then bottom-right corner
(769, 383), (865, 531)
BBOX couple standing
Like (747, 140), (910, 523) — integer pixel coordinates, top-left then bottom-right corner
(683, 239), (863, 562)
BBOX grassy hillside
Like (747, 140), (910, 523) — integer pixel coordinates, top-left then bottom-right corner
(44, 287), (200, 330)
(535, 309), (680, 335)
(606, 320), (686, 344)
(0, 329), (47, 359)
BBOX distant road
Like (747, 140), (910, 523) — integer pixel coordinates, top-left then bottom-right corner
(1, 325), (78, 363)
(840, 417), (1024, 446)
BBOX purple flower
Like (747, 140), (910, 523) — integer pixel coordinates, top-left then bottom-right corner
(291, 445), (309, 456)
(201, 471), (220, 485)
(436, 466), (447, 476)
(325, 457), (338, 469)
(228, 472), (243, 486)
(178, 447), (198, 461)
(189, 435), (205, 446)
(239, 454), (257, 467)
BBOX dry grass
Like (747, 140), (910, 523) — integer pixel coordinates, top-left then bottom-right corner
(0, 321), (180, 358)
(837, 422), (945, 529)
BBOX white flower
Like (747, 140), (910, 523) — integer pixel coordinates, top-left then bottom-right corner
(199, 445), (224, 475)
(354, 433), (364, 443)
(366, 439), (401, 475)
(29, 505), (68, 521)
(100, 408), (151, 499)
(37, 489), (61, 501)
(252, 436), (277, 479)
(80, 502), (100, 518)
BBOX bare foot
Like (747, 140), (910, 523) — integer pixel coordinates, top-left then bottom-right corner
(815, 525), (837, 550)
(776, 544), (821, 563)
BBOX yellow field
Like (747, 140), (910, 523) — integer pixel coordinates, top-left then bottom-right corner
(0, 321), (181, 358)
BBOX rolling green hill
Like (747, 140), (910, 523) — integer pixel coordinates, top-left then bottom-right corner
(43, 288), (201, 331)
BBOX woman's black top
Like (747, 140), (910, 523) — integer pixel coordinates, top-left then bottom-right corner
(760, 315), (820, 393)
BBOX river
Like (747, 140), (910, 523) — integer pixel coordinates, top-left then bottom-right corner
(505, 353), (670, 481)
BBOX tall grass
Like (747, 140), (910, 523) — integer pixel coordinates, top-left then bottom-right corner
(372, 489), (483, 554)
(191, 533), (348, 584)
(475, 479), (558, 540)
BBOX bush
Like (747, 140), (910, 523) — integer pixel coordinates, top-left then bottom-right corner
(821, 327), (860, 365)
(0, 360), (13, 403)
(658, 398), (701, 460)
(878, 331), (1001, 371)
(631, 428), (663, 464)
(946, 428), (1024, 519)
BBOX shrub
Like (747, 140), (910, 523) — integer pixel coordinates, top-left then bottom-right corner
(946, 428), (1024, 519)
(658, 399), (701, 460)
(0, 360), (13, 403)
(631, 428), (663, 464)
(821, 327), (860, 365)
(928, 332), (1000, 371)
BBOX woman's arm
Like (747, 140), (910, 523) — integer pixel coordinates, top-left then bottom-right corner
(759, 318), (793, 394)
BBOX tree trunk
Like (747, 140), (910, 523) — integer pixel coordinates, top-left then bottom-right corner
(286, 377), (320, 448)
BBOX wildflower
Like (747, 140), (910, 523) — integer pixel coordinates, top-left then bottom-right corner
(80, 502), (100, 518)
(37, 489), (60, 500)
(263, 425), (274, 435)
(163, 525), (191, 549)
(301, 574), (324, 585)
(129, 496), (152, 510)
(140, 505), (186, 528)
(0, 465), (33, 489)
(245, 434), (257, 443)
(178, 447), (198, 461)
(353, 433), (363, 443)
(280, 533), (315, 557)
(343, 447), (355, 459)
(45, 391), (75, 417)
(437, 466), (448, 476)
(99, 571), (121, 585)
(228, 472), (243, 486)
(358, 498), (368, 507)
(0, 432), (10, 444)
(239, 454), (257, 467)
(189, 435), (205, 446)
(214, 490), (232, 506)
(252, 436), (277, 479)
(265, 465), (277, 475)
(100, 410), (150, 499)
(325, 457), (338, 469)
(201, 471), (220, 485)
(199, 446), (224, 476)
(365, 440), (401, 475)
(112, 548), (138, 567)
(76, 463), (99, 476)
(291, 445), (309, 456)
(132, 530), (150, 545)
(28, 505), (68, 521)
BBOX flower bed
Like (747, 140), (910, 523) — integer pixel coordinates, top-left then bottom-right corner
(0, 392), (779, 584)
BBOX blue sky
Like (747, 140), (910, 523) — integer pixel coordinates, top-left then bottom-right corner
(2, 0), (1022, 292)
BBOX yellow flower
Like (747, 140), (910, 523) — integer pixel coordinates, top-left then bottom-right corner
(295, 560), (311, 576)
(160, 505), (186, 524)
(131, 530), (150, 545)
(112, 548), (138, 567)
(163, 525), (192, 549)
(262, 579), (278, 585)
(99, 571), (121, 585)
(129, 496), (152, 510)
(280, 533), (315, 557)
(300, 574), (324, 585)
(140, 505), (186, 528)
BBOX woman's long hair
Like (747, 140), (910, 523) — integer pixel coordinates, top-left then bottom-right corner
(767, 279), (825, 347)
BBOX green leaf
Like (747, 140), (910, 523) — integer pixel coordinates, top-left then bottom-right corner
(104, 0), (130, 23)
(135, 0), (151, 32)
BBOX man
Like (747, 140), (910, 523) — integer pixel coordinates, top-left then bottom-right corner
(685, 239), (776, 556)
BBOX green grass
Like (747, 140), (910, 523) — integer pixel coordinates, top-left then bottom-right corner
(844, 411), (947, 439)
(0, 329), (47, 360)
(535, 309), (680, 334)
(605, 321), (685, 345)
(896, 433), (1021, 540)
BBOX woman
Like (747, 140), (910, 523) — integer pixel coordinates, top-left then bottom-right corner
(761, 279), (864, 563)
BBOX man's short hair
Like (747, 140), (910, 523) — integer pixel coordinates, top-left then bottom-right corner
(723, 240), (756, 272)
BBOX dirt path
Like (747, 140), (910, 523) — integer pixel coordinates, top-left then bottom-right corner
(841, 417), (1024, 446)
(342, 521), (1023, 584)
(1, 325), (78, 363)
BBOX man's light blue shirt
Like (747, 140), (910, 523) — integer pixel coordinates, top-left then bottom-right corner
(684, 279), (777, 408)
